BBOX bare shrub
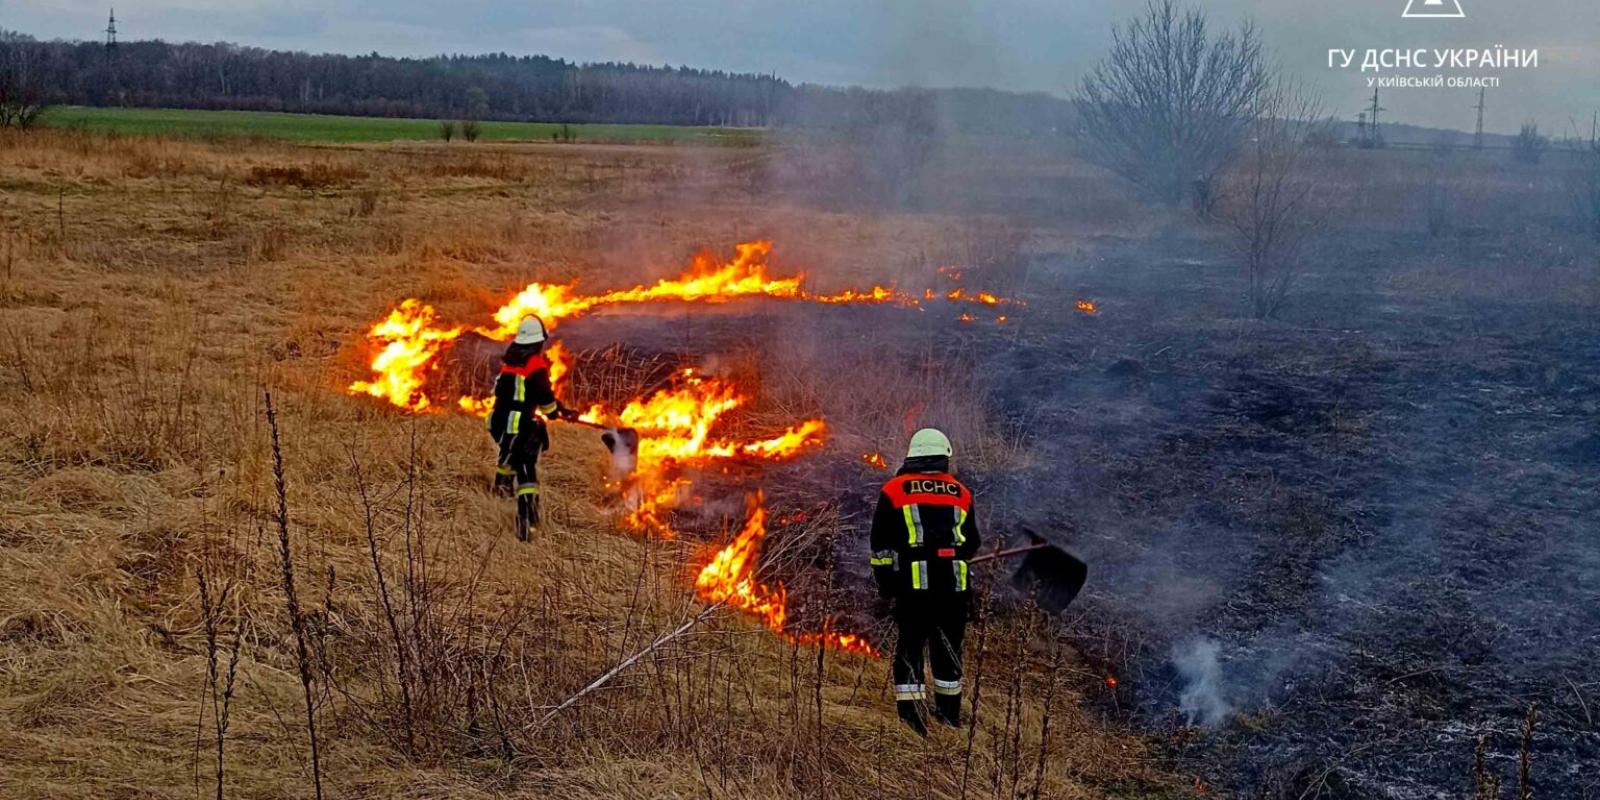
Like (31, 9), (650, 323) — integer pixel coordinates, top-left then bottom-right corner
(438, 119), (456, 142)
(1512, 122), (1547, 164)
(1074, 0), (1270, 206)
(460, 119), (481, 142)
(1215, 84), (1330, 319)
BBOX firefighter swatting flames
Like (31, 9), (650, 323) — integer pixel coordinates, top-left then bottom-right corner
(485, 315), (580, 541)
(345, 241), (1083, 679)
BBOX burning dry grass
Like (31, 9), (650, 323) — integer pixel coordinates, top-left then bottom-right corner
(0, 129), (1180, 798)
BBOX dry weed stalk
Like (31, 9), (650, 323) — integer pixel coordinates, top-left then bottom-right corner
(349, 445), (417, 754)
(1517, 702), (1537, 800)
(265, 392), (325, 800)
(196, 567), (244, 800)
(531, 602), (725, 732)
(960, 547), (1001, 800)
(1473, 734), (1501, 800)
(1028, 633), (1063, 800)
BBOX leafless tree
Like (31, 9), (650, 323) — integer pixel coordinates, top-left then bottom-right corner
(1564, 125), (1600, 241)
(1074, 0), (1271, 206)
(1215, 83), (1330, 320)
(0, 36), (47, 130)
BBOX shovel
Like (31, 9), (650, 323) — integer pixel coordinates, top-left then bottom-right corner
(969, 529), (1088, 614)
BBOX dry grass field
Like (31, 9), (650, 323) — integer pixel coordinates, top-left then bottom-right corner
(0, 130), (1187, 799)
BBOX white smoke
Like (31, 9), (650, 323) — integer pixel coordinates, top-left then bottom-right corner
(1173, 638), (1233, 727)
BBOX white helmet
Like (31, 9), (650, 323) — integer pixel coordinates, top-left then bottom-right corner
(513, 316), (547, 345)
(906, 428), (953, 459)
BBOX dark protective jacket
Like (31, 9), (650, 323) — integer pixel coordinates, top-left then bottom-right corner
(869, 466), (981, 596)
(487, 351), (560, 442)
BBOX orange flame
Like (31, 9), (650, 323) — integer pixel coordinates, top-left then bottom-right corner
(348, 300), (465, 412)
(695, 497), (879, 657)
(568, 368), (827, 539)
(1076, 299), (1098, 315)
(343, 241), (1025, 656)
(350, 241), (1023, 415)
(480, 240), (912, 340)
(1106, 675), (1119, 689)
(861, 451), (888, 470)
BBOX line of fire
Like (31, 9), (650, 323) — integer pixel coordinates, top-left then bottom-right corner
(344, 240), (1090, 657)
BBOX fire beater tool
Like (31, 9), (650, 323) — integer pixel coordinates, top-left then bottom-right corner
(969, 530), (1087, 614)
(556, 417), (641, 474)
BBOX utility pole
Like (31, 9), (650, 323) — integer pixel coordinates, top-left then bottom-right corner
(1367, 88), (1386, 148)
(105, 8), (117, 51)
(1473, 87), (1486, 150)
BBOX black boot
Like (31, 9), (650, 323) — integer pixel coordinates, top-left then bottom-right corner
(515, 494), (538, 542)
(896, 700), (928, 737)
(934, 693), (962, 727)
(492, 471), (514, 497)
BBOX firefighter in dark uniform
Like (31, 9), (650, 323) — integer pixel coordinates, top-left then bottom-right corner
(488, 315), (574, 541)
(870, 428), (981, 735)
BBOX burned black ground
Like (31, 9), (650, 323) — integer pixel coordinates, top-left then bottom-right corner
(974, 229), (1600, 798)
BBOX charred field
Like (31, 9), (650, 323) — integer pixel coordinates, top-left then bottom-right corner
(983, 221), (1600, 796)
(1, 125), (1597, 800)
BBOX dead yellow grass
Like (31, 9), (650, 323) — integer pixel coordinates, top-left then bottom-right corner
(0, 128), (1182, 799)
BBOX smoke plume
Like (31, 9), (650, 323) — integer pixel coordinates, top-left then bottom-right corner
(1173, 638), (1232, 727)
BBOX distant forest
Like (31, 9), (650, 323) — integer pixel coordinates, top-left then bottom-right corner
(0, 30), (1076, 135)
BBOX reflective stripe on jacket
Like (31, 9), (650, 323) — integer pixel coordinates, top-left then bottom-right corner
(488, 354), (559, 440)
(869, 471), (980, 595)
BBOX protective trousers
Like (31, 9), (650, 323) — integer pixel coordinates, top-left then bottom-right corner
(493, 423), (546, 539)
(892, 593), (968, 731)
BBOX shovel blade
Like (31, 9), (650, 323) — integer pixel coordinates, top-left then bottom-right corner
(1012, 545), (1087, 615)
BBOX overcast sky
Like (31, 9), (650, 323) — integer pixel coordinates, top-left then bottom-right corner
(7, 0), (1599, 134)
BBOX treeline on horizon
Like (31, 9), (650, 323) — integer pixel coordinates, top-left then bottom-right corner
(0, 30), (1076, 135)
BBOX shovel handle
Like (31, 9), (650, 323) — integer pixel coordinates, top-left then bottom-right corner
(969, 542), (1052, 565)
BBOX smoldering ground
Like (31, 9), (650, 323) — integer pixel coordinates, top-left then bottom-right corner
(962, 225), (1600, 798)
